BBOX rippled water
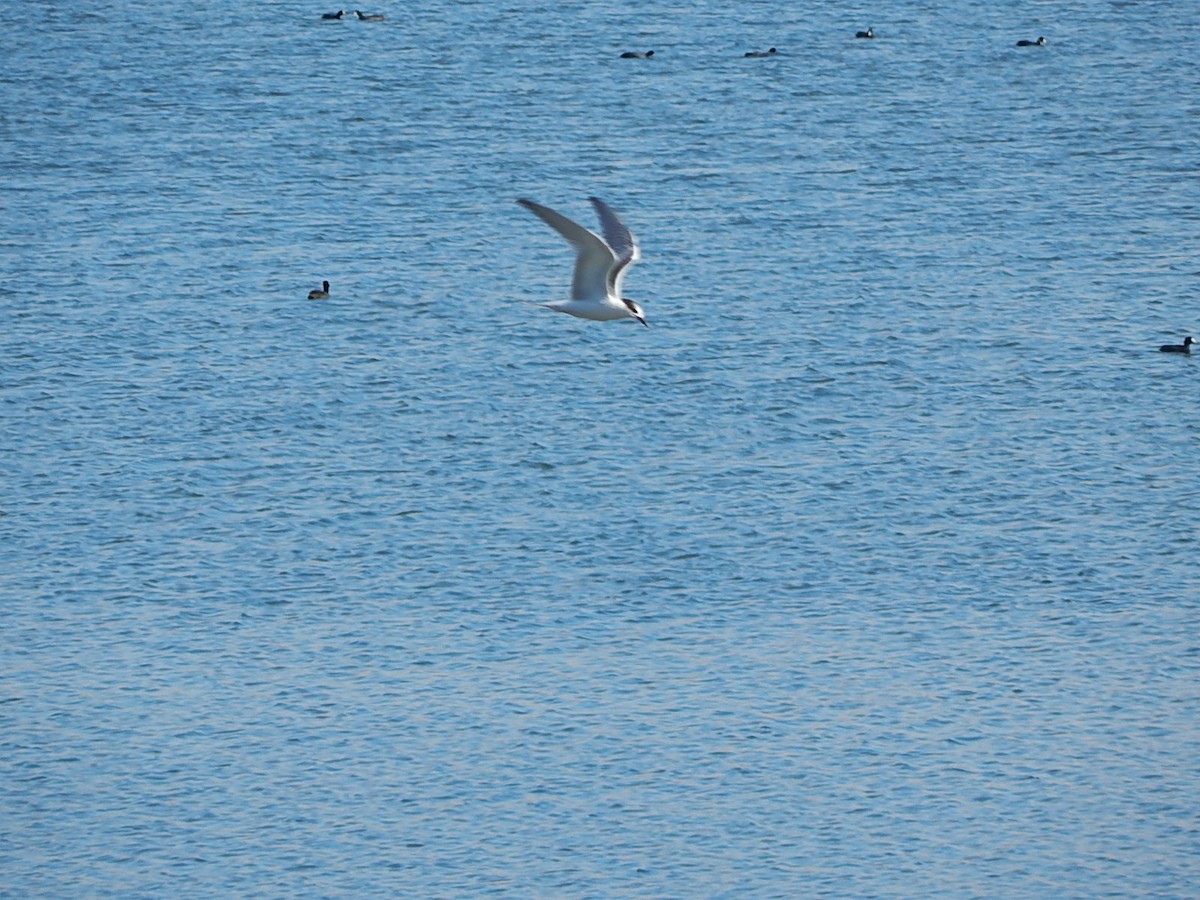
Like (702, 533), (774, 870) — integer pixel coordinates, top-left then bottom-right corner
(3, 0), (1198, 896)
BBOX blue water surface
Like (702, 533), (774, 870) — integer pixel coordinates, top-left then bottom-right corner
(2, 0), (1198, 896)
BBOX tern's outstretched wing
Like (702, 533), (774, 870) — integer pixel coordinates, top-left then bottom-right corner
(517, 198), (616, 301)
(588, 197), (640, 294)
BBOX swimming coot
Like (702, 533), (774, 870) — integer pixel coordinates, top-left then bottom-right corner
(1159, 336), (1194, 354)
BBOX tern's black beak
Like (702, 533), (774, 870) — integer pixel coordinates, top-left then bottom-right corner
(622, 298), (648, 327)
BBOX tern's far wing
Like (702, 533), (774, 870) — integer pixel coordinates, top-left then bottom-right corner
(588, 197), (640, 292)
(518, 198), (616, 301)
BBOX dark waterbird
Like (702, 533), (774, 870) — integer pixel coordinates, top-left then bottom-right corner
(1159, 336), (1194, 354)
(1016, 36), (1046, 46)
(308, 280), (330, 300)
(744, 48), (778, 58)
(321, 10), (345, 20)
(856, 28), (874, 39)
(620, 50), (654, 59)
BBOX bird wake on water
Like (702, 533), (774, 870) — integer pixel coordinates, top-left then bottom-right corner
(516, 196), (648, 327)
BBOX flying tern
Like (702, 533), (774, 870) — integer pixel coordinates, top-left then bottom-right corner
(516, 196), (648, 327)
